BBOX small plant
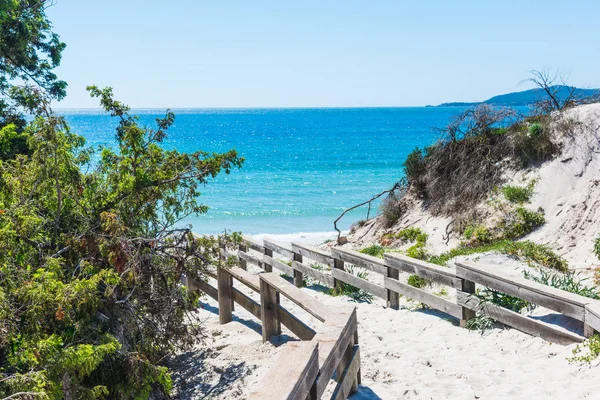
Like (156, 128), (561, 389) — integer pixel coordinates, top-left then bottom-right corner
(403, 147), (427, 194)
(569, 334), (600, 363)
(395, 227), (427, 243)
(503, 241), (568, 272)
(523, 269), (599, 299)
(434, 287), (449, 297)
(465, 315), (495, 333)
(501, 207), (545, 239)
(329, 265), (374, 303)
(476, 288), (531, 313)
(464, 225), (493, 245)
(360, 245), (385, 258)
(501, 182), (535, 204)
(407, 274), (430, 289)
(528, 123), (543, 138)
(594, 235), (600, 261)
(406, 243), (428, 260)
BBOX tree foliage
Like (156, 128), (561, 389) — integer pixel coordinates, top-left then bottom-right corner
(0, 0), (67, 131)
(0, 85), (244, 398)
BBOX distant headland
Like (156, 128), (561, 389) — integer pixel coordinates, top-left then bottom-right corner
(431, 85), (600, 107)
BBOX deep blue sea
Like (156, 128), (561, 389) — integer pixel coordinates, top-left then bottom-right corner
(60, 108), (467, 236)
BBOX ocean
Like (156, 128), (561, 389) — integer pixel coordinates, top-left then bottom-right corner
(60, 107), (467, 239)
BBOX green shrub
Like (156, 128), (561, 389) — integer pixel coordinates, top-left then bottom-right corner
(501, 207), (545, 239)
(570, 335), (600, 363)
(406, 243), (428, 260)
(528, 123), (543, 138)
(407, 274), (430, 288)
(395, 227), (428, 243)
(594, 236), (600, 261)
(523, 269), (598, 299)
(501, 183), (534, 204)
(360, 245), (385, 258)
(429, 241), (510, 266)
(503, 241), (568, 272)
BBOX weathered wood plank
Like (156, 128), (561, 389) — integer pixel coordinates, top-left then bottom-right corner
(259, 273), (332, 322)
(227, 267), (260, 292)
(217, 267), (233, 324)
(331, 247), (387, 275)
(192, 277), (218, 301)
(292, 261), (335, 287)
(457, 291), (584, 344)
(332, 268), (387, 300)
(278, 306), (317, 341)
(264, 255), (294, 276)
(260, 277), (280, 342)
(242, 235), (264, 252)
(293, 252), (303, 288)
(315, 309), (357, 397)
(263, 247), (273, 273)
(455, 261), (590, 321)
(585, 302), (600, 333)
(248, 341), (320, 400)
(331, 345), (361, 400)
(383, 277), (462, 319)
(385, 253), (461, 289)
(460, 277), (476, 327)
(232, 287), (261, 319)
(263, 238), (294, 259)
(238, 250), (264, 269)
(387, 267), (400, 310)
(292, 243), (334, 267)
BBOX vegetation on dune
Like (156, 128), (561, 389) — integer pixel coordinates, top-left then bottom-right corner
(570, 335), (600, 363)
(359, 245), (385, 258)
(328, 265), (373, 303)
(501, 182), (535, 204)
(523, 269), (599, 299)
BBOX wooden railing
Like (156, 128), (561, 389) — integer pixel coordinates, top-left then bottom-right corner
(190, 236), (600, 398)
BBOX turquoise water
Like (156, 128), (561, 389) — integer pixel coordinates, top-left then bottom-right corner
(61, 107), (466, 235)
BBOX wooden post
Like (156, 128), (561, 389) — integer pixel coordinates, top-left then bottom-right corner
(333, 257), (345, 294)
(293, 252), (304, 288)
(264, 247), (273, 273)
(239, 243), (248, 270)
(260, 278), (280, 342)
(584, 323), (596, 338)
(336, 330), (359, 394)
(217, 267), (233, 324)
(354, 329), (362, 386)
(386, 266), (400, 310)
(460, 278), (476, 328)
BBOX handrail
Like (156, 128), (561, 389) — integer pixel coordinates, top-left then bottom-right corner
(191, 236), (600, 399)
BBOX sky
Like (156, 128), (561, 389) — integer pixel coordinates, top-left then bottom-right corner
(47, 0), (600, 108)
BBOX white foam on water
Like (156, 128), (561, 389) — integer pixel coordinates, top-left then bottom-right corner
(249, 231), (347, 246)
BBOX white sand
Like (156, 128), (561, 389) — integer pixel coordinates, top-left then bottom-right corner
(172, 273), (599, 399)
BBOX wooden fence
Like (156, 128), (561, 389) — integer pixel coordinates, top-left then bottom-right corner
(190, 236), (600, 399)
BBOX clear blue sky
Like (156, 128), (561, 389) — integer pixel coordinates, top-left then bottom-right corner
(48, 0), (600, 108)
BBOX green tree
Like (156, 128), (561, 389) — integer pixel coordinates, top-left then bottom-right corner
(0, 0), (66, 160)
(0, 87), (244, 398)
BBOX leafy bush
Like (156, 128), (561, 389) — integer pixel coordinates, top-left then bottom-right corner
(501, 207), (545, 239)
(501, 183), (534, 204)
(570, 334), (600, 363)
(386, 227), (428, 244)
(523, 269), (599, 299)
(463, 225), (493, 245)
(407, 274), (430, 289)
(360, 245), (385, 258)
(594, 236), (600, 261)
(429, 241), (510, 266)
(528, 123), (543, 138)
(503, 241), (568, 272)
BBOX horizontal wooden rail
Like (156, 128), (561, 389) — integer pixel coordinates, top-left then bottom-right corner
(456, 261), (591, 321)
(385, 253), (462, 289)
(292, 242), (335, 267)
(457, 291), (584, 344)
(330, 247), (387, 275)
(384, 276), (461, 319)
